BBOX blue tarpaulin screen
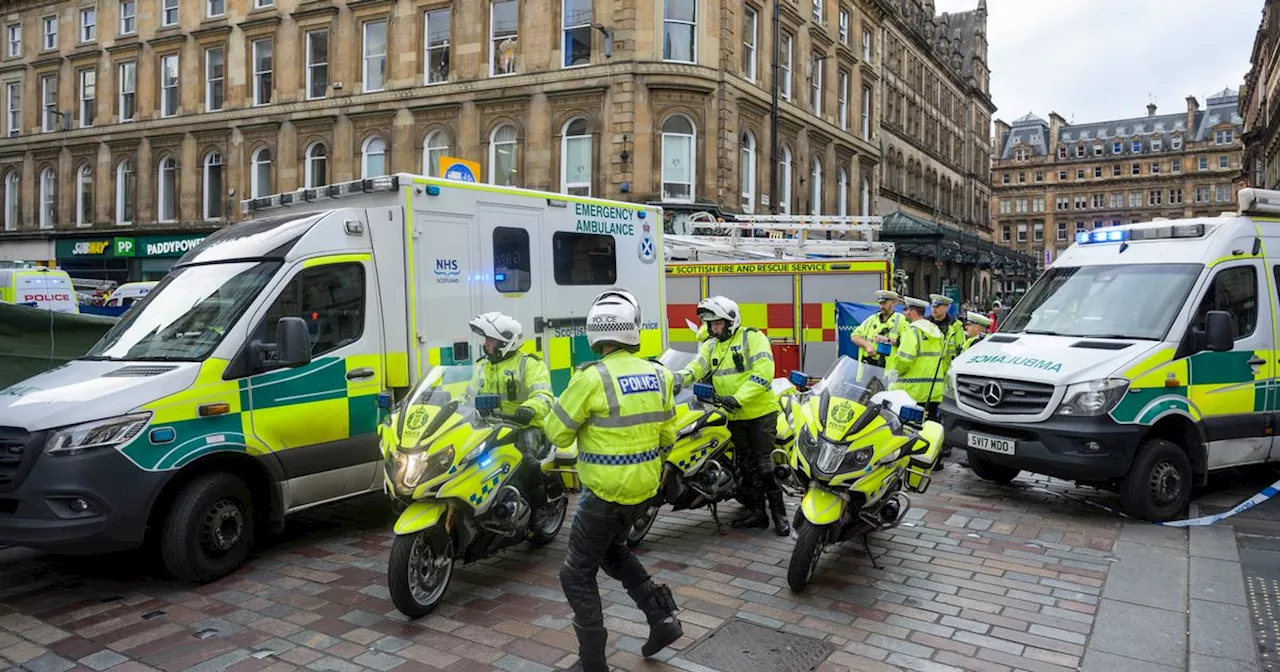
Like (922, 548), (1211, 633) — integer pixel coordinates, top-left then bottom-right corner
(836, 301), (905, 359)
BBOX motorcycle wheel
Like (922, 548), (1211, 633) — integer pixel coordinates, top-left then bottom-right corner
(388, 528), (454, 618)
(787, 521), (824, 593)
(527, 496), (568, 546)
(625, 502), (662, 548)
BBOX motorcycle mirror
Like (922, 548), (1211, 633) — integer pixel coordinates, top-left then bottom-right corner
(474, 393), (501, 411)
(685, 318), (701, 338)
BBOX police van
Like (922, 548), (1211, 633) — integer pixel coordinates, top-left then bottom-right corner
(942, 188), (1280, 521)
(0, 174), (664, 581)
(0, 265), (79, 313)
(103, 281), (158, 309)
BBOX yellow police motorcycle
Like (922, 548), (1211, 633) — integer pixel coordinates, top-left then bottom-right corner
(776, 356), (942, 592)
(380, 364), (580, 617)
(624, 349), (800, 547)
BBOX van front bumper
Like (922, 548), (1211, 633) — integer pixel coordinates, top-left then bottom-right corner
(0, 433), (163, 554)
(940, 399), (1142, 482)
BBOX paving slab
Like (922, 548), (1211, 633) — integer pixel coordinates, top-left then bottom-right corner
(1190, 526), (1241, 562)
(1189, 557), (1248, 607)
(1088, 598), (1187, 668)
(1100, 540), (1188, 612)
(1189, 599), (1257, 663)
(1081, 649), (1181, 672)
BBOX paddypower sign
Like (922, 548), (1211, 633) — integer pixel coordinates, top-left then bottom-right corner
(57, 235), (207, 259)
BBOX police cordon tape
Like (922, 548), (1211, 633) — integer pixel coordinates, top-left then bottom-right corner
(1024, 477), (1280, 527)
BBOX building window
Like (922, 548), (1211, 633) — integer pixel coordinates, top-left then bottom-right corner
(78, 69), (95, 127)
(118, 62), (135, 121)
(1033, 222), (1043, 241)
(1131, 139), (1142, 153)
(837, 10), (849, 43)
(255, 0), (273, 8)
(812, 0), (823, 23)
(251, 148), (272, 199)
(491, 0), (519, 75)
(809, 53), (823, 116)
(1075, 221), (1085, 235)
(837, 167), (848, 217)
(661, 115), (695, 202)
(422, 130), (448, 177)
(1057, 170), (1066, 181)
(252, 39), (273, 104)
(810, 159), (822, 215)
(1152, 137), (1162, 152)
(1215, 130), (1234, 145)
(1149, 189), (1162, 206)
(2, 172), (17, 230)
(116, 159), (135, 224)
(860, 174), (870, 217)
(40, 74), (57, 132)
(1151, 162), (1160, 175)
(1018, 172), (1026, 184)
(1016, 198), (1028, 214)
(837, 70), (849, 130)
(208, 0), (224, 18)
(305, 30), (328, 99)
(424, 8), (450, 84)
(76, 165), (93, 226)
(561, 117), (591, 196)
(157, 156), (177, 223)
(205, 47), (224, 111)
(1016, 224), (1026, 242)
(1172, 159), (1181, 173)
(740, 131), (756, 213)
(1215, 184), (1230, 202)
(1057, 146), (1067, 159)
(7, 23), (21, 58)
(1093, 166), (1101, 178)
(38, 168), (55, 229)
(305, 142), (328, 188)
(862, 26), (872, 59)
(4, 81), (18, 136)
(1110, 192), (1123, 208)
(860, 85), (871, 140)
(1055, 196), (1067, 211)
(1199, 156), (1208, 171)
(1076, 169), (1084, 179)
(1112, 164), (1121, 176)
(362, 21), (385, 91)
(362, 136), (387, 178)
(80, 8), (95, 42)
(162, 0), (179, 27)
(160, 54), (179, 117)
(1131, 162), (1140, 176)
(1075, 145), (1084, 158)
(999, 199), (1010, 214)
(1112, 141), (1122, 154)
(562, 0), (591, 67)
(1033, 197), (1045, 212)
(1001, 173), (1009, 185)
(1170, 188), (1183, 204)
(1035, 170), (1043, 182)
(743, 7), (757, 81)
(1195, 186), (1209, 203)
(780, 32), (793, 100)
(663, 0), (696, 62)
(489, 124), (518, 186)
(1092, 194), (1103, 208)
(1001, 225), (1010, 242)
(119, 0), (136, 34)
(42, 16), (56, 50)
(203, 151), (223, 220)
(1074, 196), (1086, 209)
(1056, 222), (1067, 241)
(1219, 156), (1230, 169)
(1129, 192), (1141, 208)
(1171, 136), (1182, 150)
(1093, 144), (1102, 157)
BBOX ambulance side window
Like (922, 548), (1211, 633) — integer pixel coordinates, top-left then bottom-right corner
(258, 263), (366, 364)
(552, 232), (616, 285)
(493, 226), (531, 293)
(1192, 266), (1257, 340)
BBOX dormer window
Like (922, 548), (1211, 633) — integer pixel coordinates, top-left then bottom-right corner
(1151, 137), (1162, 152)
(1131, 139), (1142, 153)
(1171, 135), (1183, 150)
(1075, 144), (1085, 158)
(1057, 146), (1067, 159)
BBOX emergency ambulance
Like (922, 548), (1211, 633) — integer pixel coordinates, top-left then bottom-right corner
(103, 281), (158, 308)
(0, 266), (79, 313)
(0, 174), (664, 581)
(942, 188), (1280, 521)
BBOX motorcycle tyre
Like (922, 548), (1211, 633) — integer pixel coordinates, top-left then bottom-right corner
(388, 528), (454, 619)
(787, 521), (824, 593)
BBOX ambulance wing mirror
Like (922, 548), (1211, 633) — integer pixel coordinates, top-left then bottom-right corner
(1202, 311), (1235, 352)
(275, 317), (313, 368)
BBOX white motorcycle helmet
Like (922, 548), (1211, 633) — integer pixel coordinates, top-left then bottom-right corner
(469, 312), (524, 362)
(586, 288), (642, 354)
(697, 295), (740, 341)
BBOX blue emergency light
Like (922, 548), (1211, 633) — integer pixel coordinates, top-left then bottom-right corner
(692, 383), (716, 400)
(475, 394), (501, 411)
(789, 371), (810, 388)
(1076, 228), (1128, 245)
(898, 405), (925, 424)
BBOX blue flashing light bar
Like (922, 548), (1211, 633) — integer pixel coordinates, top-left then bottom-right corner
(1076, 228), (1128, 245)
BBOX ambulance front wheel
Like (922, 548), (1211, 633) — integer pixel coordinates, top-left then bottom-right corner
(966, 450), (1020, 484)
(1121, 439), (1191, 522)
(159, 473), (254, 583)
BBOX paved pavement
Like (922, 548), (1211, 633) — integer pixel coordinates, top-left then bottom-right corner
(0, 460), (1260, 672)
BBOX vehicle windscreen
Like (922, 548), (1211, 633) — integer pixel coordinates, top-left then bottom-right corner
(1000, 263), (1203, 341)
(656, 348), (698, 405)
(83, 261), (280, 362)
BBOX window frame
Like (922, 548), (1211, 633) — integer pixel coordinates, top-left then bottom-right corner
(207, 0), (225, 19)
(488, 124), (518, 186)
(837, 70), (849, 130)
(422, 130), (448, 177)
(255, 263), (368, 369)
(42, 15), (56, 51)
(157, 155), (177, 223)
(252, 38), (273, 105)
(205, 46), (224, 112)
(1192, 265), (1258, 341)
(305, 29), (328, 100)
(424, 8), (450, 85)
(159, 53), (179, 117)
(362, 19), (386, 92)
(38, 167), (55, 229)
(490, 0), (519, 76)
(40, 73), (57, 132)
(2, 171), (17, 231)
(202, 151), (224, 221)
(76, 164), (93, 227)
(560, 117), (592, 197)
(78, 68), (95, 127)
(4, 81), (19, 136)
(305, 142), (328, 188)
(6, 23), (21, 58)
(250, 147), (273, 199)
(551, 231), (617, 287)
(115, 159), (134, 225)
(162, 0), (179, 27)
(742, 6), (758, 82)
(361, 136), (387, 179)
(740, 131), (756, 214)
(860, 84), (871, 140)
(119, 0), (136, 35)
(660, 115), (696, 203)
(780, 32), (793, 100)
(561, 0), (592, 68)
(117, 61), (135, 122)
(662, 0), (696, 64)
(810, 158), (822, 216)
(80, 7), (96, 43)
(809, 53), (823, 117)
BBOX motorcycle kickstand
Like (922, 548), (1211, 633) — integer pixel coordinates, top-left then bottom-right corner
(862, 533), (883, 570)
(709, 502), (726, 535)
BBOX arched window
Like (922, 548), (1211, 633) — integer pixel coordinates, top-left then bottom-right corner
(157, 156), (177, 222)
(3, 172), (17, 231)
(39, 168), (55, 229)
(660, 115), (695, 202)
(810, 158), (822, 216)
(860, 174), (871, 217)
(837, 167), (848, 217)
(76, 165), (93, 227)
(740, 131), (756, 213)
(561, 117), (591, 196)
(780, 146), (793, 215)
(361, 136), (387, 178)
(489, 124), (517, 186)
(115, 160), (135, 225)
(305, 143), (327, 188)
(251, 147), (273, 199)
(422, 130), (449, 178)
(203, 151), (224, 221)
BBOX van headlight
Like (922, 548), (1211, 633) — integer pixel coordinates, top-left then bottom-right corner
(943, 373), (956, 400)
(45, 413), (152, 456)
(1055, 379), (1129, 416)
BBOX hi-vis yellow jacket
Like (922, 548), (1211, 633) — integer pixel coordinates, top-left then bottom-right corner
(890, 319), (947, 404)
(544, 351), (677, 505)
(678, 327), (779, 421)
(465, 353), (554, 425)
(852, 311), (905, 364)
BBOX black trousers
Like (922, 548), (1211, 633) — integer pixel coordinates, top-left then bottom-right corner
(559, 491), (653, 628)
(516, 428), (549, 508)
(729, 412), (780, 499)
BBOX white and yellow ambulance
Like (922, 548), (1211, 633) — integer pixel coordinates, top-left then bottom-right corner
(0, 266), (79, 313)
(943, 188), (1280, 521)
(0, 174), (663, 580)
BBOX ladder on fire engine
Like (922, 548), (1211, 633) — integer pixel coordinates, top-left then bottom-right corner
(664, 214), (893, 261)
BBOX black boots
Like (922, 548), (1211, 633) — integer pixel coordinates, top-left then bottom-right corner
(628, 581), (683, 657)
(766, 490), (791, 537)
(567, 621), (610, 672)
(732, 495), (769, 529)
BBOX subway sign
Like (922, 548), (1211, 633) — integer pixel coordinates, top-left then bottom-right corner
(57, 235), (207, 259)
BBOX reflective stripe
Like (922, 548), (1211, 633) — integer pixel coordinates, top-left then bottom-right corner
(748, 351), (773, 364)
(652, 362), (668, 400)
(594, 410), (676, 428)
(528, 383), (551, 392)
(593, 362), (621, 416)
(518, 355), (527, 381)
(553, 404), (582, 431)
(898, 352), (916, 361)
(713, 368), (745, 378)
(579, 447), (661, 466)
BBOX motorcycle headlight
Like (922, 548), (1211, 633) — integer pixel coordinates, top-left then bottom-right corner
(393, 445), (455, 492)
(841, 446), (875, 473)
(798, 427), (820, 466)
(45, 413), (151, 456)
(1055, 379), (1129, 417)
(815, 439), (846, 475)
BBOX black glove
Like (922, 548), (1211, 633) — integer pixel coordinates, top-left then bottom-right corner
(672, 378), (683, 396)
(511, 406), (537, 426)
(721, 396), (742, 411)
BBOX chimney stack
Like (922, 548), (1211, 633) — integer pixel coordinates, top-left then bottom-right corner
(1146, 103), (1157, 117)
(1186, 95), (1200, 132)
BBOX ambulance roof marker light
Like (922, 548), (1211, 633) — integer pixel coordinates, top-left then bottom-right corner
(1238, 187), (1280, 215)
(425, 185), (441, 196)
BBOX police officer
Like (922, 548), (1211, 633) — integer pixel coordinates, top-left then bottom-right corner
(928, 294), (966, 362)
(467, 312), (554, 530)
(890, 297), (947, 419)
(960, 311), (992, 354)
(676, 296), (789, 536)
(544, 289), (682, 672)
(850, 290), (904, 368)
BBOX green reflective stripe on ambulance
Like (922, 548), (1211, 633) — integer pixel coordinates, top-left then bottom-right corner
(242, 357), (348, 408)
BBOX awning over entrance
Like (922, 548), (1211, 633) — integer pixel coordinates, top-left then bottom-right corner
(878, 210), (1039, 276)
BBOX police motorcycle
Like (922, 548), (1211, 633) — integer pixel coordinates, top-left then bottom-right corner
(380, 364), (580, 618)
(776, 356), (942, 592)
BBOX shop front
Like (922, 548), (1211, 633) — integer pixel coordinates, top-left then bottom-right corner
(54, 234), (209, 283)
